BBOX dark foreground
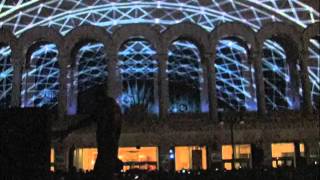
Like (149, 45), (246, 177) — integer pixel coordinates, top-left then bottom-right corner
(47, 166), (319, 180)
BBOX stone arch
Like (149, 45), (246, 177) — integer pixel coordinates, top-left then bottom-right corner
(257, 22), (303, 56)
(304, 22), (320, 38)
(303, 22), (320, 111)
(257, 22), (305, 111)
(112, 25), (161, 114)
(209, 22), (258, 111)
(162, 22), (210, 114)
(18, 27), (63, 108)
(63, 25), (112, 115)
(162, 22), (210, 61)
(0, 28), (19, 107)
(63, 25), (112, 67)
(303, 22), (320, 48)
(19, 27), (63, 67)
(0, 28), (18, 60)
(111, 24), (161, 57)
(209, 22), (257, 58)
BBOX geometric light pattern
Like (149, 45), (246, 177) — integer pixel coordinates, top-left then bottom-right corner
(118, 40), (157, 112)
(21, 43), (59, 108)
(75, 43), (108, 93)
(0, 0), (319, 111)
(262, 40), (289, 110)
(308, 39), (320, 110)
(215, 40), (249, 111)
(168, 40), (202, 113)
(0, 45), (12, 108)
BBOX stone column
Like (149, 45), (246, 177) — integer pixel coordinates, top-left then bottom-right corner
(261, 141), (272, 168)
(58, 54), (68, 119)
(299, 49), (312, 114)
(54, 142), (69, 172)
(200, 64), (209, 112)
(206, 53), (218, 120)
(287, 60), (301, 110)
(157, 53), (169, 120)
(107, 54), (122, 100)
(243, 63), (257, 111)
(158, 144), (174, 172)
(153, 63), (160, 114)
(252, 51), (266, 116)
(10, 59), (22, 107)
(207, 143), (222, 170)
(305, 141), (320, 165)
(66, 63), (77, 115)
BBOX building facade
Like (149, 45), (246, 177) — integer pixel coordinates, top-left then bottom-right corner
(0, 0), (319, 172)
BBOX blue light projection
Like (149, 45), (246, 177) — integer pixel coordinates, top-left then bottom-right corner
(0, 0), (319, 111)
(168, 40), (202, 113)
(118, 40), (158, 113)
(262, 40), (289, 110)
(215, 40), (250, 111)
(21, 43), (59, 108)
(75, 43), (108, 92)
(308, 39), (320, 109)
(0, 45), (12, 108)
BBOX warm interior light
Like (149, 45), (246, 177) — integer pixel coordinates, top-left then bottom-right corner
(118, 147), (158, 171)
(175, 146), (207, 171)
(50, 148), (55, 172)
(222, 144), (251, 170)
(73, 147), (158, 171)
(271, 143), (305, 168)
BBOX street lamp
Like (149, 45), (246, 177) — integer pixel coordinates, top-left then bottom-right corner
(220, 112), (245, 170)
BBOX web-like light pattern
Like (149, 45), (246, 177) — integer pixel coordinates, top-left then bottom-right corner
(262, 41), (289, 110)
(0, 0), (319, 110)
(309, 39), (320, 109)
(215, 40), (249, 110)
(118, 40), (157, 112)
(0, 45), (12, 108)
(75, 43), (108, 93)
(168, 40), (202, 113)
(21, 44), (59, 108)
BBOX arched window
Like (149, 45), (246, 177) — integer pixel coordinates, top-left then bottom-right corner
(215, 39), (251, 111)
(0, 44), (12, 108)
(21, 43), (59, 108)
(168, 40), (203, 113)
(118, 40), (158, 114)
(262, 40), (290, 111)
(69, 42), (108, 114)
(308, 36), (320, 110)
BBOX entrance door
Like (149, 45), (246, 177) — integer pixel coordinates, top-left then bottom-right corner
(192, 150), (202, 170)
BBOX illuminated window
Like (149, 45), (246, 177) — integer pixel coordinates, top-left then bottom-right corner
(222, 144), (251, 170)
(175, 146), (207, 171)
(50, 148), (55, 172)
(271, 143), (305, 168)
(73, 147), (158, 171)
(118, 40), (158, 113)
(0, 45), (12, 109)
(119, 147), (158, 171)
(168, 40), (203, 113)
(21, 43), (59, 108)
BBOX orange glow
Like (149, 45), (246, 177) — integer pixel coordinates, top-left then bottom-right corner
(222, 144), (251, 160)
(118, 147), (158, 171)
(271, 143), (305, 168)
(73, 147), (158, 171)
(272, 143), (294, 158)
(175, 146), (207, 171)
(222, 146), (233, 160)
(222, 144), (251, 170)
(73, 148), (97, 171)
(50, 148), (55, 172)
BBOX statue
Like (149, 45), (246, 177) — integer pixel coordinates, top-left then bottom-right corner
(53, 84), (122, 180)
